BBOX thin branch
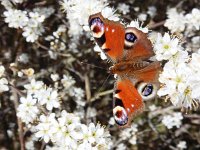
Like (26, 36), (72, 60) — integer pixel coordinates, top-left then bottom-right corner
(36, 42), (49, 50)
(84, 73), (91, 101)
(149, 106), (178, 118)
(90, 89), (113, 102)
(9, 84), (24, 97)
(40, 141), (46, 150)
(11, 87), (25, 150)
(149, 20), (166, 29)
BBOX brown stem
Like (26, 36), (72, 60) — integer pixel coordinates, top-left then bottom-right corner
(89, 89), (113, 102)
(149, 20), (166, 29)
(40, 141), (46, 150)
(85, 73), (91, 101)
(11, 87), (25, 150)
(149, 106), (178, 118)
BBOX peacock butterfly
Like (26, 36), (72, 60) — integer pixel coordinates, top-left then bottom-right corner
(88, 13), (160, 127)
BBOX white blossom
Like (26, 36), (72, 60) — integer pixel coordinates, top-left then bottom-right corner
(154, 33), (182, 61)
(1, 0), (13, 10)
(70, 87), (85, 103)
(127, 20), (149, 33)
(50, 74), (59, 82)
(24, 79), (44, 94)
(36, 88), (60, 111)
(149, 104), (157, 111)
(25, 140), (35, 150)
(164, 8), (187, 33)
(119, 124), (138, 145)
(35, 114), (56, 143)
(61, 74), (75, 89)
(116, 143), (126, 150)
(0, 65), (5, 78)
(138, 13), (147, 21)
(0, 78), (9, 93)
(0, 65), (9, 93)
(186, 8), (200, 31)
(108, 117), (115, 125)
(94, 44), (107, 60)
(117, 3), (130, 15)
(18, 53), (29, 64)
(101, 7), (119, 21)
(162, 112), (183, 129)
(13, 0), (26, 4)
(147, 6), (157, 18)
(177, 141), (187, 150)
(4, 9), (28, 28)
(17, 95), (39, 124)
(33, 7), (55, 18)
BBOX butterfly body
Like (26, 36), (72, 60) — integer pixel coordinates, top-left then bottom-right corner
(109, 60), (150, 75)
(89, 13), (160, 127)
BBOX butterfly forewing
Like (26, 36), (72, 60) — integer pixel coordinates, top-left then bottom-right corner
(124, 27), (154, 61)
(89, 13), (125, 62)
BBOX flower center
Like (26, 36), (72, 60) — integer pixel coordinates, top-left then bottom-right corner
(163, 44), (170, 50)
(175, 76), (182, 83)
(184, 87), (191, 96)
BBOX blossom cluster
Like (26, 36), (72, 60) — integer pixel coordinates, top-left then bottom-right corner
(35, 112), (110, 149)
(17, 79), (59, 124)
(17, 72), (86, 122)
(2, 0), (54, 42)
(165, 8), (200, 33)
(152, 32), (200, 109)
(16, 75), (110, 149)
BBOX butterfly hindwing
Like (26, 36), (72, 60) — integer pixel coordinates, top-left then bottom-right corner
(133, 61), (161, 82)
(113, 79), (144, 127)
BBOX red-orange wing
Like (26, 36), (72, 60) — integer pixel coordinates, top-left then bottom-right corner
(133, 61), (161, 82)
(89, 14), (154, 62)
(113, 79), (144, 127)
(113, 61), (161, 127)
(89, 13), (125, 62)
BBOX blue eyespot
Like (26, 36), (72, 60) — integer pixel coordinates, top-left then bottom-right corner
(142, 84), (153, 96)
(89, 17), (103, 28)
(125, 32), (137, 43)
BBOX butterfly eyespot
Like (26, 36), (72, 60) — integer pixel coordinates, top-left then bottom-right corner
(124, 28), (137, 49)
(125, 33), (137, 42)
(89, 17), (105, 38)
(137, 82), (158, 100)
(113, 106), (128, 126)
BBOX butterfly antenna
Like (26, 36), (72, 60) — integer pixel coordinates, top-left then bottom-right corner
(96, 73), (112, 97)
(81, 61), (107, 71)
